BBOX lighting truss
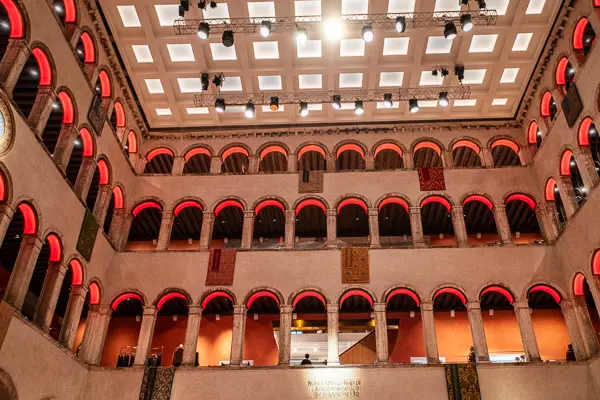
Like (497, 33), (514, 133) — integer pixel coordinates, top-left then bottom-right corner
(174, 10), (497, 35)
(194, 86), (471, 107)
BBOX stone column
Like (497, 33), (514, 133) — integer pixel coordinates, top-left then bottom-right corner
(137, 157), (148, 174)
(4, 235), (43, 310)
(248, 156), (258, 174)
(560, 299), (588, 360)
(58, 285), (88, 350)
(134, 306), (157, 366)
(365, 154), (375, 170)
(589, 278), (600, 329)
(520, 145), (535, 166)
(241, 211), (254, 249)
(513, 300), (541, 361)
(373, 303), (389, 363)
(442, 150), (454, 169)
(0, 39), (29, 95)
(33, 261), (67, 330)
(210, 157), (221, 174)
(493, 205), (513, 244)
(172, 156), (185, 175)
(421, 302), (440, 364)
(74, 157), (97, 201)
(327, 304), (340, 365)
(403, 151), (414, 169)
(467, 301), (489, 361)
(368, 208), (380, 248)
(199, 212), (214, 250)
(79, 305), (112, 365)
(287, 154), (297, 173)
(27, 86), (56, 136)
(53, 124), (78, 172)
(572, 297), (599, 359)
(182, 305), (202, 366)
(155, 212), (174, 251)
(284, 210), (295, 249)
(0, 203), (15, 247)
(109, 209), (132, 250)
(92, 185), (112, 224)
(558, 176), (578, 218)
(278, 305), (292, 365)
(481, 147), (494, 168)
(326, 209), (337, 247)
(409, 207), (425, 247)
(451, 205), (468, 247)
(116, 127), (127, 144)
(534, 203), (558, 243)
(574, 149), (600, 190)
(326, 154), (336, 172)
(230, 305), (247, 366)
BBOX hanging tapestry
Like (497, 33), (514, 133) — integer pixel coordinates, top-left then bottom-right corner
(418, 168), (446, 191)
(139, 366), (175, 400)
(88, 95), (107, 136)
(341, 247), (369, 283)
(205, 248), (236, 285)
(444, 363), (482, 400)
(298, 171), (324, 193)
(76, 210), (99, 262)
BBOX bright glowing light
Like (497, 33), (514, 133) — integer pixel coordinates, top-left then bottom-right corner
(324, 19), (343, 41)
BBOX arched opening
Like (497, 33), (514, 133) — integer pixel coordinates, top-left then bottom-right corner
(479, 286), (524, 362)
(103, 186), (123, 235)
(51, 0), (76, 28)
(556, 57), (576, 92)
(545, 178), (568, 229)
(413, 141), (442, 168)
(336, 144), (365, 171)
(420, 196), (455, 246)
(244, 291), (280, 366)
(198, 291), (234, 366)
(386, 289), (424, 364)
(290, 291), (327, 365)
(374, 143), (404, 170)
(145, 148), (173, 174)
(0, 0), (26, 61)
(95, 70), (111, 98)
(150, 292), (189, 366)
(170, 201), (203, 250)
(577, 118), (600, 179)
(463, 195), (499, 245)
(75, 31), (95, 68)
(86, 158), (110, 212)
(12, 47), (52, 119)
(573, 274), (600, 345)
(433, 288), (469, 363)
(221, 147), (249, 174)
(42, 91), (74, 156)
(378, 197), (411, 247)
(253, 200), (285, 249)
(258, 145), (287, 173)
(337, 198), (369, 245)
(125, 130), (137, 154)
(452, 141), (482, 168)
(338, 290), (375, 365)
(70, 281), (100, 354)
(52, 259), (83, 340)
(573, 17), (596, 57)
(66, 128), (93, 187)
(505, 194), (542, 243)
(183, 148), (211, 174)
(126, 201), (162, 250)
(297, 145), (326, 171)
(527, 285), (569, 361)
(540, 91), (557, 121)
(212, 200), (244, 247)
(490, 139), (520, 167)
(528, 121), (543, 149)
(110, 101), (125, 130)
(294, 199), (326, 248)
(561, 150), (587, 207)
(101, 293), (144, 367)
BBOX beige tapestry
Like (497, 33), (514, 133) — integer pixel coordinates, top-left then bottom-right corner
(341, 247), (370, 283)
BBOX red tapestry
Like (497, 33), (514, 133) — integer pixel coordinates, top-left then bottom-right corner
(205, 248), (236, 285)
(418, 168), (446, 191)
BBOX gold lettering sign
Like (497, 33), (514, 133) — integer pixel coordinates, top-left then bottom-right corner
(308, 379), (361, 399)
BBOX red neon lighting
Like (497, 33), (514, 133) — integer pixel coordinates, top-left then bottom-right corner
(174, 200), (202, 216)
(221, 146), (249, 161)
(540, 92), (552, 117)
(560, 150), (574, 176)
(528, 284), (561, 304)
(259, 145), (287, 160)
(255, 199), (285, 215)
(340, 289), (373, 308)
(63, 0), (76, 22)
(505, 194), (536, 209)
(57, 92), (74, 124)
(247, 291), (279, 309)
(0, 0), (24, 38)
(528, 121), (540, 144)
(556, 57), (570, 86)
(593, 249), (600, 276)
(378, 197), (409, 213)
(336, 143), (365, 158)
(113, 102), (125, 127)
(421, 196), (451, 212)
(573, 18), (589, 51)
(46, 234), (62, 262)
(452, 140), (480, 154)
(337, 198), (368, 214)
(31, 48), (52, 86)
(98, 70), (111, 98)
(201, 291), (233, 309)
(573, 273), (585, 296)
(146, 148), (173, 162)
(578, 117), (593, 146)
(97, 159), (109, 185)
(184, 147), (211, 162)
(386, 288), (420, 306)
(214, 200), (244, 216)
(127, 131), (137, 153)
(292, 291), (326, 309)
(18, 203), (37, 234)
(414, 141), (441, 155)
(374, 143), (403, 157)
(545, 178), (557, 201)
(298, 144), (326, 159)
(481, 286), (514, 304)
(0, 172), (5, 201)
(434, 287), (467, 305)
(491, 139), (519, 154)
(89, 282), (100, 304)
(80, 128), (93, 157)
(80, 32), (95, 63)
(112, 186), (124, 209)
(69, 259), (83, 285)
(596, 0), (600, 7)
(296, 199), (326, 215)
(463, 195), (493, 210)
(111, 292), (143, 310)
(132, 201), (162, 217)
(157, 292), (187, 310)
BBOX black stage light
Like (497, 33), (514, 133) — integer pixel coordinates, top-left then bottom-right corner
(222, 30), (234, 47)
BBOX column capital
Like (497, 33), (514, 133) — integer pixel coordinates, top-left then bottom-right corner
(285, 209), (295, 217)
(142, 306), (157, 317)
(560, 298), (576, 310)
(513, 300), (530, 310)
(48, 261), (68, 275)
(0, 203), (15, 218)
(188, 304), (203, 315)
(70, 285), (88, 298)
(37, 85), (57, 97)
(410, 206), (421, 214)
(373, 303), (386, 312)
(467, 301), (481, 311)
(280, 305), (293, 314)
(22, 234), (44, 249)
(327, 209), (337, 217)
(203, 211), (214, 219)
(420, 301), (434, 311)
(234, 305), (247, 314)
(243, 210), (254, 219)
(452, 205), (464, 212)
(368, 208), (378, 216)
(495, 204), (506, 211)
(327, 303), (339, 313)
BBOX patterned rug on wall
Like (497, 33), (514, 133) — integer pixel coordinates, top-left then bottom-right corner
(341, 247), (369, 283)
(298, 170), (324, 193)
(139, 366), (175, 400)
(205, 248), (236, 285)
(444, 363), (482, 400)
(418, 168), (446, 191)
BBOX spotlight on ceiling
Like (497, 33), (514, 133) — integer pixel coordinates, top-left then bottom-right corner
(244, 101), (255, 118)
(197, 0), (206, 8)
(260, 20), (272, 38)
(201, 73), (209, 91)
(299, 101), (309, 117)
(383, 93), (393, 108)
(460, 14), (473, 32)
(209, 0), (217, 7)
(409, 98), (419, 113)
(197, 22), (210, 39)
(455, 65), (465, 82)
(332, 95), (342, 110)
(354, 100), (364, 115)
(222, 30), (234, 47)
(296, 27), (308, 44)
(438, 92), (449, 107)
(215, 98), (226, 113)
(441, 68), (449, 77)
(395, 16), (406, 33)
(460, 0), (469, 5)
(444, 21), (457, 40)
(324, 19), (343, 41)
(212, 74), (223, 87)
(361, 24), (374, 42)
(432, 69), (438, 76)
(478, 0), (487, 8)
(270, 96), (279, 111)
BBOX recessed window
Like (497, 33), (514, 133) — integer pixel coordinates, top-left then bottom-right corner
(342, 0), (368, 15)
(145, 79), (164, 94)
(154, 5), (180, 27)
(525, 0), (545, 14)
(132, 45), (153, 63)
(418, 100), (439, 108)
(383, 37), (410, 56)
(512, 33), (533, 51)
(485, 0), (510, 15)
(308, 104), (323, 111)
(177, 78), (203, 93)
(462, 69), (487, 84)
(247, 2), (276, 20)
(155, 108), (172, 115)
(387, 0), (415, 13)
(492, 98), (508, 106)
(340, 39), (365, 57)
(167, 44), (195, 62)
(419, 71), (444, 86)
(469, 34), (498, 53)
(426, 36), (453, 54)
(253, 42), (280, 59)
(210, 43), (237, 60)
(297, 40), (322, 58)
(299, 74), (322, 89)
(454, 99), (477, 107)
(339, 73), (363, 88)
(295, 0), (321, 20)
(186, 107), (209, 114)
(379, 72), (404, 87)
(500, 68), (519, 83)
(434, 0), (460, 12)
(220, 76), (243, 91)
(258, 75), (283, 90)
(203, 2), (230, 21)
(117, 6), (141, 27)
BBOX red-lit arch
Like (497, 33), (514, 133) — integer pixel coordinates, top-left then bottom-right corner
(480, 285), (514, 304)
(540, 91), (553, 117)
(17, 202), (37, 235)
(577, 117), (594, 146)
(255, 199), (285, 215)
(593, 249), (600, 276)
(433, 287), (467, 305)
(505, 193), (536, 209)
(295, 198), (327, 215)
(97, 159), (110, 185)
(528, 121), (540, 144)
(113, 102), (125, 127)
(463, 194), (493, 210)
(157, 292), (188, 311)
(174, 200), (203, 216)
(560, 149), (574, 176)
(452, 140), (480, 154)
(528, 284), (562, 304)
(80, 31), (95, 63)
(339, 289), (373, 308)
(336, 143), (365, 158)
(111, 292), (144, 310)
(421, 195), (451, 212)
(221, 146), (249, 161)
(63, 0), (76, 23)
(69, 259), (83, 286)
(0, 170), (6, 202)
(573, 273), (586, 296)
(545, 178), (557, 201)
(146, 147), (174, 162)
(378, 197), (409, 213)
(201, 291), (234, 309)
(31, 47), (52, 86)
(184, 147), (211, 162)
(555, 57), (570, 86)
(573, 18), (590, 51)
(259, 145), (287, 160)
(112, 186), (124, 209)
(292, 291), (326, 309)
(386, 288), (420, 306)
(0, 0), (24, 38)
(132, 201), (162, 217)
(374, 142), (403, 157)
(413, 141), (441, 155)
(337, 197), (368, 214)
(88, 281), (100, 304)
(297, 144), (326, 159)
(490, 138), (519, 154)
(79, 128), (94, 157)
(98, 70), (111, 98)
(126, 130), (138, 153)
(247, 290), (280, 309)
(214, 199), (244, 216)
(57, 91), (74, 124)
(46, 233), (62, 262)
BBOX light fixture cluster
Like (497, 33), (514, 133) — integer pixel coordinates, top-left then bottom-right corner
(180, 0), (217, 17)
(200, 72), (224, 90)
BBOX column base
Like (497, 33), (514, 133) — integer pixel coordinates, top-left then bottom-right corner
(375, 360), (389, 365)
(413, 242), (426, 248)
(457, 242), (469, 248)
(369, 244), (381, 249)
